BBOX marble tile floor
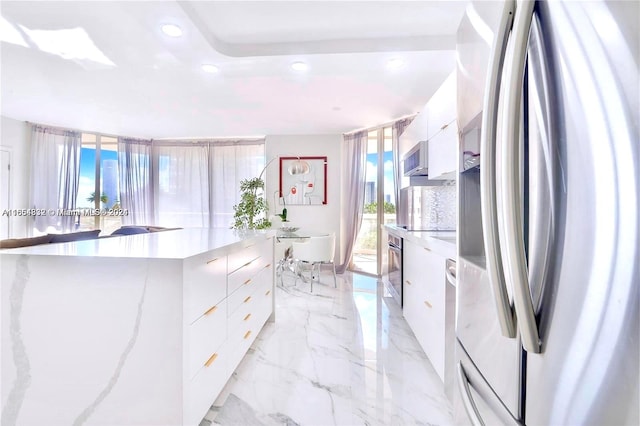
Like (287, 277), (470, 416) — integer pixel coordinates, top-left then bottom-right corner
(200, 271), (453, 426)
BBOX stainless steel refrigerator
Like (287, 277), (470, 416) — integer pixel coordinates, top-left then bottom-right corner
(455, 1), (639, 424)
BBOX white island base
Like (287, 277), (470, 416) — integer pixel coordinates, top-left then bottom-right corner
(1, 228), (275, 425)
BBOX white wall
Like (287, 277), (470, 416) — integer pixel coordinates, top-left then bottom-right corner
(0, 116), (30, 237)
(264, 134), (344, 263)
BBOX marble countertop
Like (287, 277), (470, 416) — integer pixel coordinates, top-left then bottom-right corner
(385, 224), (457, 260)
(0, 228), (275, 259)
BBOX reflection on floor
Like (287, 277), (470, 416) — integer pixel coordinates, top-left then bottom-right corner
(350, 253), (377, 276)
(201, 271), (453, 426)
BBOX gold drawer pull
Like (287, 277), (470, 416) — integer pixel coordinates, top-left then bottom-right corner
(243, 296), (252, 303)
(204, 353), (218, 367)
(265, 290), (271, 296)
(206, 257), (219, 264)
(423, 247), (431, 252)
(204, 305), (218, 316)
(243, 313), (252, 321)
(264, 263), (271, 269)
(243, 260), (252, 268)
(243, 330), (252, 339)
(406, 280), (412, 285)
(244, 278), (252, 285)
(424, 300), (432, 308)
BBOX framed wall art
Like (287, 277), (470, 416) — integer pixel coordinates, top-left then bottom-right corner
(279, 156), (327, 205)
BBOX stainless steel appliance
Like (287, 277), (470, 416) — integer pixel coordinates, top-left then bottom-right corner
(455, 1), (639, 425)
(444, 258), (457, 402)
(402, 140), (429, 176)
(384, 233), (403, 306)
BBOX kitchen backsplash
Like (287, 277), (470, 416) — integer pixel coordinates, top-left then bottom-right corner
(419, 183), (457, 230)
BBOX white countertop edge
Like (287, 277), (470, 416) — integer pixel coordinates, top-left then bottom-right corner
(384, 224), (457, 260)
(0, 228), (276, 260)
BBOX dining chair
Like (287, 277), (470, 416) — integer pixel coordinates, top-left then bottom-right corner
(291, 233), (337, 292)
(271, 217), (293, 286)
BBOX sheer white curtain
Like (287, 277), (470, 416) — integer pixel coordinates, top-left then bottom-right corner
(117, 138), (264, 228)
(209, 141), (265, 228)
(118, 137), (153, 225)
(154, 142), (210, 227)
(392, 117), (414, 223)
(29, 125), (82, 234)
(337, 131), (368, 274)
(153, 139), (265, 228)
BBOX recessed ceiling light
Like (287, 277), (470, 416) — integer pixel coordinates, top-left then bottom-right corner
(161, 24), (182, 37)
(387, 58), (405, 70)
(201, 64), (219, 73)
(291, 61), (308, 71)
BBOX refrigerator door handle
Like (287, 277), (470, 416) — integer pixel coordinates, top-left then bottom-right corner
(500, 0), (541, 353)
(456, 362), (485, 426)
(480, 0), (517, 338)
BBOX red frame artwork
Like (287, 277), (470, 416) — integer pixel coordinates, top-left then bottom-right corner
(279, 156), (327, 205)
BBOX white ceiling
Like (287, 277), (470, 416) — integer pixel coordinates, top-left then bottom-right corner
(0, 1), (468, 139)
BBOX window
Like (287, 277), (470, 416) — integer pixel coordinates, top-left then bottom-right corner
(154, 141), (265, 228)
(76, 133), (122, 234)
(352, 127), (395, 275)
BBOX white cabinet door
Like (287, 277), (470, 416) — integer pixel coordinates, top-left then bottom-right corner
(399, 108), (429, 156)
(402, 240), (447, 382)
(402, 240), (423, 326)
(184, 251), (227, 324)
(426, 72), (456, 140)
(425, 71), (458, 180)
(427, 122), (458, 180)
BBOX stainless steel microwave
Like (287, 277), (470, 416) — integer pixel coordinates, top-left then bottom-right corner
(403, 140), (428, 176)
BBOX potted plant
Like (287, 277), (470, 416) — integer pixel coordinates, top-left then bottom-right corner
(232, 177), (271, 230)
(277, 195), (288, 222)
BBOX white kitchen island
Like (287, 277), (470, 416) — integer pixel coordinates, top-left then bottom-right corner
(0, 228), (275, 426)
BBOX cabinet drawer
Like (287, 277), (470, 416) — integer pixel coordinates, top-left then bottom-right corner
(184, 252), (227, 324)
(228, 271), (273, 332)
(185, 343), (230, 426)
(227, 262), (272, 316)
(187, 300), (227, 380)
(226, 296), (272, 375)
(227, 238), (269, 274)
(228, 256), (270, 296)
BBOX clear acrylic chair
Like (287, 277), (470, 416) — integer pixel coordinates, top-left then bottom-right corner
(271, 215), (293, 286)
(274, 241), (293, 286)
(292, 233), (337, 292)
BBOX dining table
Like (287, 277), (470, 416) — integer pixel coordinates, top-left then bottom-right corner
(275, 228), (329, 283)
(276, 228), (329, 242)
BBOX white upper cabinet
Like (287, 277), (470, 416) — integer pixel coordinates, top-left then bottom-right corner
(425, 72), (456, 140)
(399, 107), (429, 157)
(400, 71), (458, 181)
(426, 71), (458, 180)
(428, 121), (457, 180)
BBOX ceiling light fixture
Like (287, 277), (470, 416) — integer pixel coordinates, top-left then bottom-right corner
(201, 64), (219, 73)
(291, 61), (308, 71)
(387, 58), (405, 70)
(161, 24), (182, 37)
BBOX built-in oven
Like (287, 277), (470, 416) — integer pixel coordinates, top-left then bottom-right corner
(385, 233), (403, 306)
